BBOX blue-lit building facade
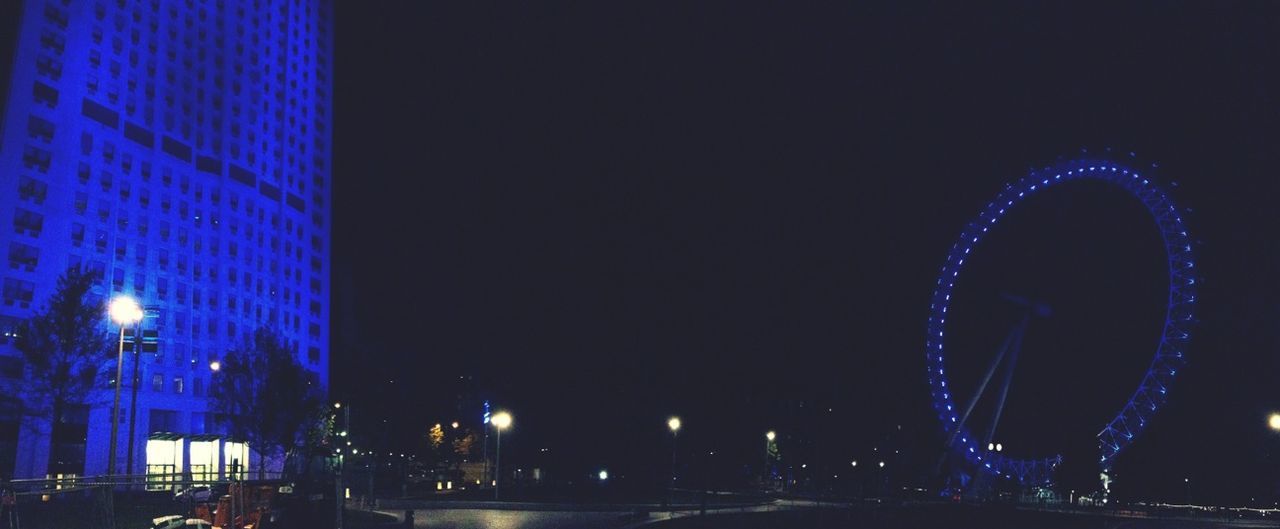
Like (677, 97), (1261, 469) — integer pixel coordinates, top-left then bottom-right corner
(0, 0), (332, 481)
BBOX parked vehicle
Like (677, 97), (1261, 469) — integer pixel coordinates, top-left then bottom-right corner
(173, 484), (229, 503)
(151, 515), (214, 528)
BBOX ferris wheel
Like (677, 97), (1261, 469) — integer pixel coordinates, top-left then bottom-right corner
(925, 155), (1197, 486)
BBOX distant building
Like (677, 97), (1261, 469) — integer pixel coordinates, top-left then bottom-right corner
(0, 0), (332, 482)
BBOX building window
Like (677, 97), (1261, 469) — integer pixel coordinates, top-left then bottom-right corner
(151, 373), (164, 392)
(0, 356), (23, 378)
(12, 208), (44, 237)
(2, 279), (35, 308)
(17, 176), (48, 204)
(8, 242), (39, 271)
(172, 377), (183, 394)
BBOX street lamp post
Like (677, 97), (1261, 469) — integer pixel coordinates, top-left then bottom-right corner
(764, 431), (776, 484)
(667, 417), (681, 506)
(107, 296), (142, 478)
(334, 402), (349, 529)
(124, 306), (153, 484)
(491, 411), (512, 500)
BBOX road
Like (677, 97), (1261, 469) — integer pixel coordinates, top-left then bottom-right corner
(381, 499), (818, 529)
(398, 509), (647, 529)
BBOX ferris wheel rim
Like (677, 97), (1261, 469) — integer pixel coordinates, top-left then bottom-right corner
(924, 157), (1197, 485)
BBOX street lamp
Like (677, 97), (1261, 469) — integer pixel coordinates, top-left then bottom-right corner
(764, 431), (776, 483)
(107, 296), (142, 478)
(208, 359), (221, 372)
(491, 411), (512, 500)
(667, 417), (681, 506)
(1268, 413), (1280, 432)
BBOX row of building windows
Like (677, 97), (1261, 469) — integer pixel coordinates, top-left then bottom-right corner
(71, 0), (332, 196)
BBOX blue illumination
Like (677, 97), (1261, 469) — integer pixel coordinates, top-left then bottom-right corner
(924, 156), (1197, 485)
(0, 0), (334, 480)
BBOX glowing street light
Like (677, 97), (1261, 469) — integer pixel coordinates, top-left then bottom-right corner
(209, 359), (221, 372)
(109, 296), (144, 325)
(1268, 413), (1280, 432)
(107, 295), (143, 477)
(334, 402), (342, 409)
(763, 430), (776, 483)
(598, 469), (609, 481)
(667, 416), (681, 504)
(492, 411), (512, 500)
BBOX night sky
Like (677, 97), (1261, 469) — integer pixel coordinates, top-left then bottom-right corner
(330, 2), (1280, 504)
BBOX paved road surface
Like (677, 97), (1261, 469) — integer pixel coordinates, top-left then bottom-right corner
(400, 509), (645, 529)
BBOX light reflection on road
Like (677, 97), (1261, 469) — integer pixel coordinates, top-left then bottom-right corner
(406, 509), (639, 529)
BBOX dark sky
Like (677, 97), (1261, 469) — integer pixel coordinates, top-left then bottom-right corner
(331, 2), (1280, 504)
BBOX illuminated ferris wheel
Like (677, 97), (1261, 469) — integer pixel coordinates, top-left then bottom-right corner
(924, 154), (1197, 487)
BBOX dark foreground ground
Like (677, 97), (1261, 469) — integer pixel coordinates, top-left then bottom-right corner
(349, 502), (1280, 529)
(648, 504), (1280, 529)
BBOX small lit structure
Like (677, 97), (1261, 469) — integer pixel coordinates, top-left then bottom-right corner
(224, 441), (249, 480)
(144, 434), (183, 491)
(189, 437), (220, 483)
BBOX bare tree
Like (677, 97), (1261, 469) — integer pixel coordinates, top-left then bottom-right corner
(211, 328), (325, 479)
(14, 267), (110, 473)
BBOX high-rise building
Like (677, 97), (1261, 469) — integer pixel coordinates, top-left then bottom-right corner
(0, 0), (332, 481)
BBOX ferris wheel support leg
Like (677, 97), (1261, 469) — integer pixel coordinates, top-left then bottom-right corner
(935, 318), (1023, 478)
(952, 319), (1021, 443)
(984, 318), (1027, 448)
